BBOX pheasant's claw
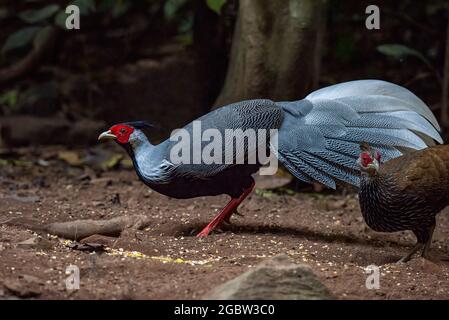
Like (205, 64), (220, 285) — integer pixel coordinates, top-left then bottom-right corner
(223, 208), (243, 224)
(396, 243), (424, 264)
(234, 209), (244, 217)
(396, 257), (409, 264)
(197, 228), (212, 237)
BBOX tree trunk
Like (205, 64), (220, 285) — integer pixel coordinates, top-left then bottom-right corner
(441, 12), (449, 129)
(193, 0), (229, 111)
(214, 0), (326, 108)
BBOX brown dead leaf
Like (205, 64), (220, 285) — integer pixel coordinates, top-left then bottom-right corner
(58, 151), (83, 166)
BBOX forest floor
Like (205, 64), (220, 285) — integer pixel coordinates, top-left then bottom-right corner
(1, 146), (449, 300)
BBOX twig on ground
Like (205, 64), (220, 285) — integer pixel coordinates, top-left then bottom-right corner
(1, 215), (151, 241)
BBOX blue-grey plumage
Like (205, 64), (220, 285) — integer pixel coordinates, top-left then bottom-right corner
(98, 79), (443, 236)
(275, 80), (442, 189)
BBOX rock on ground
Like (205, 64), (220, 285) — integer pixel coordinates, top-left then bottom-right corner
(204, 255), (333, 300)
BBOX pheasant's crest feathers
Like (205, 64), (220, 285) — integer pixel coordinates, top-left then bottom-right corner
(123, 121), (156, 130)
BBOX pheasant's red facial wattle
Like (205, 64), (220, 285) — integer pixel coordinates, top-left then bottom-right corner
(358, 149), (381, 176)
(360, 152), (373, 167)
(110, 124), (134, 144)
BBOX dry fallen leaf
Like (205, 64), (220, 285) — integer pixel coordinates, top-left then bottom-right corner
(100, 154), (123, 170)
(58, 151), (83, 166)
(120, 158), (133, 169)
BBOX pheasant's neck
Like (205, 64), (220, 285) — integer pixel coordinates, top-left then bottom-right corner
(121, 130), (153, 171)
(360, 172), (378, 183)
(359, 172), (395, 228)
(130, 134), (153, 161)
(360, 171), (389, 195)
(124, 131), (170, 184)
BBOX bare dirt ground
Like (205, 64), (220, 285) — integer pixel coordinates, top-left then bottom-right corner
(1, 146), (449, 300)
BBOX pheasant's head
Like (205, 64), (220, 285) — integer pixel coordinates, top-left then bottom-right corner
(98, 121), (153, 145)
(357, 142), (381, 176)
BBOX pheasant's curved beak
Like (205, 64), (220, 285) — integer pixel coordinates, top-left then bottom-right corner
(366, 161), (379, 175)
(98, 130), (117, 141)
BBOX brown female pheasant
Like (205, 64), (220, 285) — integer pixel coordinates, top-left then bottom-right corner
(357, 143), (449, 262)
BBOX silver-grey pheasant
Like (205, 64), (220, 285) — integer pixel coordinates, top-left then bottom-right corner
(98, 80), (442, 237)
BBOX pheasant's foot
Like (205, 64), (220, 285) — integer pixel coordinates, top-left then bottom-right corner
(421, 225), (435, 260)
(196, 182), (255, 237)
(397, 243), (424, 264)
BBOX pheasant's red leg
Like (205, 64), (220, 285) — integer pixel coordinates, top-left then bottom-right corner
(196, 182), (255, 237)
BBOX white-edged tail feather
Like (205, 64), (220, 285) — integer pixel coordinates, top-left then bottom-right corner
(276, 80), (443, 189)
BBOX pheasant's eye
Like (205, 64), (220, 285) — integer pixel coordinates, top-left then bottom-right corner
(120, 128), (126, 134)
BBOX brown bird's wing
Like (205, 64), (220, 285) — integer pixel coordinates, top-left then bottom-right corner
(380, 145), (449, 203)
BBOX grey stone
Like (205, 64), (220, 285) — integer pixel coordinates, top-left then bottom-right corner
(204, 255), (333, 300)
(3, 278), (42, 298)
